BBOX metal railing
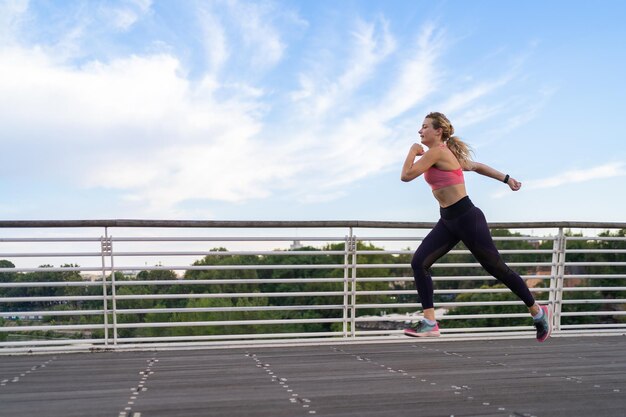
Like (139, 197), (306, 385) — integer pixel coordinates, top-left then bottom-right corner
(1, 220), (625, 353)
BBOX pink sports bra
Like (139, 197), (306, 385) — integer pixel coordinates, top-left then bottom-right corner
(423, 145), (464, 190)
(424, 166), (464, 190)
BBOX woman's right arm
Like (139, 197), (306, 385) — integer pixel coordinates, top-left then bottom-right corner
(401, 144), (438, 182)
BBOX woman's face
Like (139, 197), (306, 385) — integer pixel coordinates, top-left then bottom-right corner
(419, 118), (441, 147)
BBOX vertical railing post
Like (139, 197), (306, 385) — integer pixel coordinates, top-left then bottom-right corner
(550, 228), (566, 333)
(108, 231), (118, 345)
(342, 231), (351, 338)
(100, 232), (110, 346)
(349, 231), (357, 338)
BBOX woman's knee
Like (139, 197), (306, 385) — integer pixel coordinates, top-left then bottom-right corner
(411, 252), (430, 274)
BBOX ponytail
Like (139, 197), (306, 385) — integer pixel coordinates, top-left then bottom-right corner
(446, 136), (473, 165)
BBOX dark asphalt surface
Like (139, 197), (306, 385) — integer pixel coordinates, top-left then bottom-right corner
(1, 336), (625, 417)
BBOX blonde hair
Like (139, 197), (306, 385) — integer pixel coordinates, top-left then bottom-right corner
(426, 112), (473, 164)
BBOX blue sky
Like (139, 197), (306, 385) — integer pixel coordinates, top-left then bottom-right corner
(1, 0), (626, 224)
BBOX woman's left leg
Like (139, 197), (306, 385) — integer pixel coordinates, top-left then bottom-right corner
(453, 207), (536, 308)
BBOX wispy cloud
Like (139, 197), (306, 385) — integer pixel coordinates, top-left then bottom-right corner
(0, 0), (28, 44)
(102, 0), (153, 31)
(374, 23), (444, 122)
(527, 163), (626, 189)
(492, 162), (626, 198)
(291, 16), (396, 118)
(198, 7), (229, 74)
(232, 3), (285, 68)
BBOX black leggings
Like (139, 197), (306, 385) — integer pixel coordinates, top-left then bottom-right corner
(411, 196), (535, 309)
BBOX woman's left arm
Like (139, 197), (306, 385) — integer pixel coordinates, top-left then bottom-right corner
(463, 161), (522, 191)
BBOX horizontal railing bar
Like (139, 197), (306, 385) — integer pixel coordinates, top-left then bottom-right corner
(356, 303), (422, 309)
(0, 238), (101, 243)
(116, 318), (344, 328)
(561, 311), (626, 316)
(0, 264), (347, 273)
(564, 275), (626, 279)
(561, 299), (626, 304)
(565, 249), (626, 254)
(0, 310), (104, 317)
(0, 324), (106, 332)
(440, 313), (530, 320)
(562, 287), (626, 291)
(6, 220), (626, 228)
(353, 262), (554, 269)
(113, 237), (347, 242)
(0, 296), (107, 302)
(354, 275), (551, 282)
(0, 339), (104, 347)
(0, 252), (102, 257)
(0, 291), (347, 303)
(114, 278), (346, 285)
(120, 250), (347, 256)
(119, 264), (347, 271)
(115, 332), (342, 343)
(355, 288), (549, 296)
(435, 301), (545, 307)
(117, 305), (345, 315)
(564, 262), (626, 266)
(0, 267), (100, 273)
(354, 313), (531, 321)
(357, 236), (558, 242)
(560, 323), (626, 329)
(566, 236), (626, 241)
(0, 250), (348, 258)
(355, 249), (554, 255)
(439, 326), (534, 333)
(354, 302), (529, 310)
(115, 292), (346, 300)
(0, 281), (103, 288)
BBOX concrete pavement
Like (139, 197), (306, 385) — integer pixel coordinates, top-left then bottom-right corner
(1, 336), (625, 417)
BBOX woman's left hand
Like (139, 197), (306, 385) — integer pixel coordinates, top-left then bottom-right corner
(508, 177), (522, 191)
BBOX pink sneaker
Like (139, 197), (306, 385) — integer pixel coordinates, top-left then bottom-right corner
(403, 320), (440, 337)
(534, 305), (552, 342)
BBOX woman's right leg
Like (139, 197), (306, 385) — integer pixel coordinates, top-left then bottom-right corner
(411, 220), (459, 318)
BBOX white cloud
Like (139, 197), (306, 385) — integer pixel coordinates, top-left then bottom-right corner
(226, 0), (286, 69)
(438, 74), (514, 115)
(291, 16), (396, 117)
(0, 0), (28, 43)
(492, 162), (626, 198)
(0, 3), (546, 218)
(526, 163), (626, 189)
(198, 8), (229, 73)
(374, 24), (444, 122)
(102, 0), (153, 31)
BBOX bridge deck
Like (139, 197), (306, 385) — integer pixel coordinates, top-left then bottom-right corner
(1, 336), (625, 417)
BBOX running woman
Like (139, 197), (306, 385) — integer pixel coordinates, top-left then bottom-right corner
(400, 112), (551, 342)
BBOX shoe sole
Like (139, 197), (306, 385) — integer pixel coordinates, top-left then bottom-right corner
(403, 330), (440, 337)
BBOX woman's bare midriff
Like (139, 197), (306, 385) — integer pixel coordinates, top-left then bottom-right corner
(432, 184), (468, 208)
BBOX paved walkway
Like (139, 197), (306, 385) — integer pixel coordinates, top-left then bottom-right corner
(1, 336), (625, 417)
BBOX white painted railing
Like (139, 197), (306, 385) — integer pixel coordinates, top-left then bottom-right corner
(1, 220), (625, 353)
